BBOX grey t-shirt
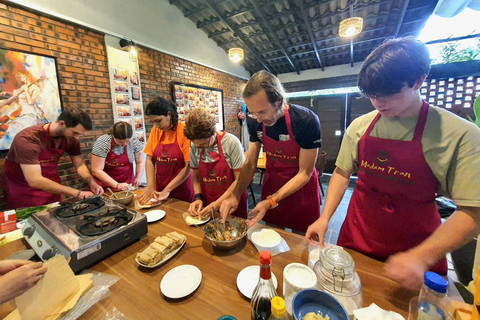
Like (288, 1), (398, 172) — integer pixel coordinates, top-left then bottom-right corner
(189, 132), (245, 170)
(92, 134), (144, 163)
(336, 105), (480, 207)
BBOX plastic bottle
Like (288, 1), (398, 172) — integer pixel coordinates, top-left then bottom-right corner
(417, 271), (450, 320)
(251, 251), (277, 320)
(268, 296), (286, 320)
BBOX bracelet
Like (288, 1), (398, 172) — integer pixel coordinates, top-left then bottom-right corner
(267, 195), (278, 209)
(115, 183), (119, 189)
(194, 193), (203, 201)
(76, 191), (82, 200)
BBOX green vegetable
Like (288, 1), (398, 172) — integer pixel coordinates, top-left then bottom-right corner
(15, 203), (59, 221)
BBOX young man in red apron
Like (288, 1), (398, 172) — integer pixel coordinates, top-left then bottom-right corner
(306, 38), (480, 290)
(184, 108), (248, 219)
(3, 109), (103, 209)
(219, 71), (322, 232)
(140, 97), (194, 204)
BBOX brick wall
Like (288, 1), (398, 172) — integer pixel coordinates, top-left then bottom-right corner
(0, 3), (246, 210)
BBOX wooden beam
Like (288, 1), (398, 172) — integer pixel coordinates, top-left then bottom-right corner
(295, 0), (324, 71)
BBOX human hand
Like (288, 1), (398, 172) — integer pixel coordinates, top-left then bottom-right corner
(89, 181), (104, 195)
(78, 191), (94, 200)
(305, 218), (329, 246)
(132, 178), (141, 188)
(384, 251), (428, 290)
(0, 260), (31, 275)
(116, 183), (130, 191)
(155, 190), (170, 201)
(188, 200), (203, 216)
(0, 262), (47, 304)
(219, 195), (239, 222)
(138, 187), (155, 204)
(246, 200), (271, 228)
(200, 201), (220, 219)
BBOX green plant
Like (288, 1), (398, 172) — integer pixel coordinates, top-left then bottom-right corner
(467, 95), (480, 128)
(432, 39), (480, 64)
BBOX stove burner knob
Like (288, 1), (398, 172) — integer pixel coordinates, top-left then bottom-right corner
(23, 225), (36, 238)
(42, 247), (57, 260)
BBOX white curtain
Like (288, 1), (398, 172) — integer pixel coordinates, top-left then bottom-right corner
(433, 0), (480, 17)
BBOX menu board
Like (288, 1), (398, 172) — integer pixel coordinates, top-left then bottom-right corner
(171, 82), (224, 131)
(110, 68), (146, 144)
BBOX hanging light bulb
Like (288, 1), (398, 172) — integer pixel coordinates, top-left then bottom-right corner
(229, 48), (244, 62)
(119, 38), (142, 62)
(339, 17), (363, 37)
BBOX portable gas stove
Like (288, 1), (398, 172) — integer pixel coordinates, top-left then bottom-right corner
(22, 196), (148, 273)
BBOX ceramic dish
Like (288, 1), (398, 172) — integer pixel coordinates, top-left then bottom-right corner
(236, 265), (278, 299)
(251, 229), (282, 248)
(160, 265), (202, 299)
(145, 210), (166, 223)
(135, 240), (186, 268)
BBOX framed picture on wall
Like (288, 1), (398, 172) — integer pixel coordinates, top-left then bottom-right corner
(170, 82), (224, 130)
(0, 48), (63, 151)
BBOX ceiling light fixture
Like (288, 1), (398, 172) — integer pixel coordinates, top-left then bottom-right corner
(119, 38), (142, 62)
(229, 47), (244, 62)
(339, 17), (363, 37)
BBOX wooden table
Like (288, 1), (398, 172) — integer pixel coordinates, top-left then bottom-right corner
(0, 198), (419, 320)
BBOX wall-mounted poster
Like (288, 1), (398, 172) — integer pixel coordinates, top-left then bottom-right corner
(112, 68), (128, 81)
(171, 82), (224, 130)
(114, 81), (128, 93)
(131, 87), (141, 100)
(0, 48), (63, 151)
(115, 94), (130, 105)
(129, 71), (139, 85)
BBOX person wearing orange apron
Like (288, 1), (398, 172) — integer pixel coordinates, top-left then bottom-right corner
(139, 97), (194, 204)
(306, 38), (480, 290)
(184, 108), (247, 219)
(91, 122), (145, 192)
(219, 71), (322, 232)
(3, 108), (103, 209)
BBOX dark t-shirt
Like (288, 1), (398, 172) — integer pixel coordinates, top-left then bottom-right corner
(249, 104), (322, 149)
(6, 124), (81, 164)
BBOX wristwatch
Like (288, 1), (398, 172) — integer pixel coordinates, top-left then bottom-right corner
(266, 195), (278, 209)
(194, 193), (203, 201)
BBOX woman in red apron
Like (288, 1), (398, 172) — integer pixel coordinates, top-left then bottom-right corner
(91, 122), (144, 192)
(184, 108), (248, 218)
(139, 97), (194, 204)
(4, 123), (65, 209)
(337, 101), (447, 275)
(260, 106), (320, 232)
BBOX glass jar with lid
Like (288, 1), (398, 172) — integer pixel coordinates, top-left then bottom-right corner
(313, 246), (363, 315)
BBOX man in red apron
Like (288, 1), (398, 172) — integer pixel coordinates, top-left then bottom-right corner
(219, 71), (322, 232)
(306, 38), (480, 290)
(3, 108), (104, 209)
(140, 97), (194, 204)
(184, 108), (248, 218)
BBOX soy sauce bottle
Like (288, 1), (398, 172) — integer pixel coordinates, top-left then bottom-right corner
(251, 251), (277, 320)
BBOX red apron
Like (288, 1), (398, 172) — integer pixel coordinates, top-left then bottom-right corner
(153, 126), (194, 202)
(261, 106), (321, 232)
(198, 131), (248, 219)
(338, 101), (447, 275)
(4, 123), (64, 209)
(95, 138), (134, 190)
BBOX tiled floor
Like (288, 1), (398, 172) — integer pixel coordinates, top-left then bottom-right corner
(247, 172), (357, 245)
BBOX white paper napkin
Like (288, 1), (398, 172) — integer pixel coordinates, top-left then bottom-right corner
(353, 303), (405, 320)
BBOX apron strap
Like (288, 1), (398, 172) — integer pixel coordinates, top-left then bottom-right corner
(284, 106), (295, 139)
(200, 131), (227, 161)
(364, 112), (382, 137)
(412, 101), (429, 143)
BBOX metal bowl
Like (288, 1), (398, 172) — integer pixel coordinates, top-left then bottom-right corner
(109, 191), (134, 206)
(204, 217), (248, 249)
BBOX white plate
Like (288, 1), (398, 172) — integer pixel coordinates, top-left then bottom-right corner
(251, 229), (282, 248)
(145, 210), (166, 223)
(185, 214), (211, 226)
(136, 240), (186, 268)
(160, 265), (202, 299)
(236, 265), (278, 299)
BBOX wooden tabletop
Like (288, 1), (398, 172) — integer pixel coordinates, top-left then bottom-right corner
(0, 197), (419, 320)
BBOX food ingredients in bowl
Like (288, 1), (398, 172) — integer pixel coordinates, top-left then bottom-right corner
(303, 312), (330, 320)
(206, 219), (246, 241)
